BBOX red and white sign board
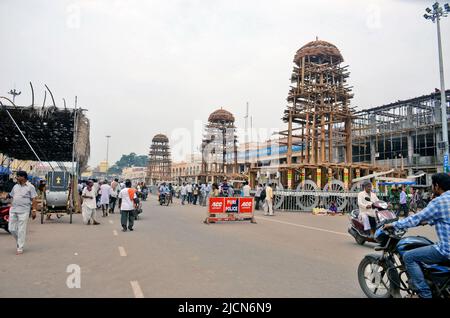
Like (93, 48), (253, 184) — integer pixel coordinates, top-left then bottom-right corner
(206, 197), (254, 223)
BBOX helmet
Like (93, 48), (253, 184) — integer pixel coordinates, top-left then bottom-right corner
(374, 227), (389, 246)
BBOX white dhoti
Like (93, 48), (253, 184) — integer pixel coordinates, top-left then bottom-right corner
(359, 212), (371, 231)
(8, 211), (30, 250)
(82, 206), (97, 224)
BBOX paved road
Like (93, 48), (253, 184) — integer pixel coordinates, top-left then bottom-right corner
(0, 197), (437, 298)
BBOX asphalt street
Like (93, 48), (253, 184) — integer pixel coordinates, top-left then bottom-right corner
(0, 196), (437, 298)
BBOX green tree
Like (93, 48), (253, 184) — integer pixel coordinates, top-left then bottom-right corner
(107, 153), (149, 174)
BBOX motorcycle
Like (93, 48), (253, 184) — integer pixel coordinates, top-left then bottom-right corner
(134, 200), (143, 220)
(348, 198), (396, 245)
(358, 221), (450, 298)
(159, 193), (170, 206)
(142, 189), (148, 201)
(0, 198), (11, 233)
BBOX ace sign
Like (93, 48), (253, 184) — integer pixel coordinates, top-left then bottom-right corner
(209, 198), (225, 213)
(239, 198), (253, 213)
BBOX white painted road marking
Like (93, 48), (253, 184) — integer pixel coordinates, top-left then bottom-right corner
(118, 246), (127, 257)
(255, 216), (348, 236)
(113, 230), (118, 236)
(130, 281), (144, 298)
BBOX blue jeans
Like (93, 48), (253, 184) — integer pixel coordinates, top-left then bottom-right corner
(403, 245), (448, 298)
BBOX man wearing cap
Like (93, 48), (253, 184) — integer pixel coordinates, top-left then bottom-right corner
(7, 171), (38, 255)
(357, 181), (380, 236)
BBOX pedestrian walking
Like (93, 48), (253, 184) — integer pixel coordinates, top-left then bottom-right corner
(242, 181), (251, 197)
(200, 183), (207, 206)
(180, 182), (187, 205)
(110, 178), (120, 213)
(204, 182), (212, 206)
(99, 180), (112, 217)
(186, 183), (193, 204)
(7, 171), (38, 255)
(264, 183), (274, 216)
(169, 183), (174, 204)
(193, 184), (199, 205)
(118, 180), (137, 232)
(255, 184), (263, 210)
(81, 180), (100, 226)
(399, 185), (409, 217)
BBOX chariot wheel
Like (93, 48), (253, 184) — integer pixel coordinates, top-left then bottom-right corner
(322, 180), (348, 212)
(348, 182), (362, 212)
(273, 183), (285, 210)
(296, 180), (319, 210)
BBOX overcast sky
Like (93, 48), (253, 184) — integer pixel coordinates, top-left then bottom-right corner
(1, 0), (449, 167)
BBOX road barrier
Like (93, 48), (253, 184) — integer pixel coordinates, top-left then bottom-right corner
(205, 197), (256, 224)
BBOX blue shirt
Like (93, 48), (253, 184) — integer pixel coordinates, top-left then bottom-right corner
(159, 186), (169, 194)
(393, 190), (450, 258)
(400, 191), (407, 205)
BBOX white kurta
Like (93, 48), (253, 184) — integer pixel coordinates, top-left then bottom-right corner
(100, 184), (112, 205)
(357, 191), (379, 218)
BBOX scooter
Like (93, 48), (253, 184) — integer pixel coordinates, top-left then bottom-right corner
(0, 198), (11, 233)
(348, 198), (396, 245)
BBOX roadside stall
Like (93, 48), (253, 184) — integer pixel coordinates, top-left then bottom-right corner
(0, 90), (90, 225)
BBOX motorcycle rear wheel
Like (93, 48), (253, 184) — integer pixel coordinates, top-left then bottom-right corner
(358, 255), (394, 298)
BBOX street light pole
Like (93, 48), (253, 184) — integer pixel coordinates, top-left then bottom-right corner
(106, 135), (111, 167)
(436, 11), (449, 163)
(424, 2), (450, 171)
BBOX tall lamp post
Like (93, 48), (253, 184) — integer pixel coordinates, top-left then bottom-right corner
(424, 2), (450, 172)
(106, 135), (111, 170)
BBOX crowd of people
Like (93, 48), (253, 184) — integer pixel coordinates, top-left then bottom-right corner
(1, 173), (150, 255)
(3, 169), (450, 299)
(158, 179), (276, 215)
(77, 178), (147, 232)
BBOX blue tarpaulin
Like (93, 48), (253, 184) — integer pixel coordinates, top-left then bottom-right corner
(0, 166), (11, 175)
(378, 181), (416, 186)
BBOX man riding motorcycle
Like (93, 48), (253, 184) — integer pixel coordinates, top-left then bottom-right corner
(357, 181), (380, 237)
(159, 183), (170, 203)
(384, 173), (450, 298)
